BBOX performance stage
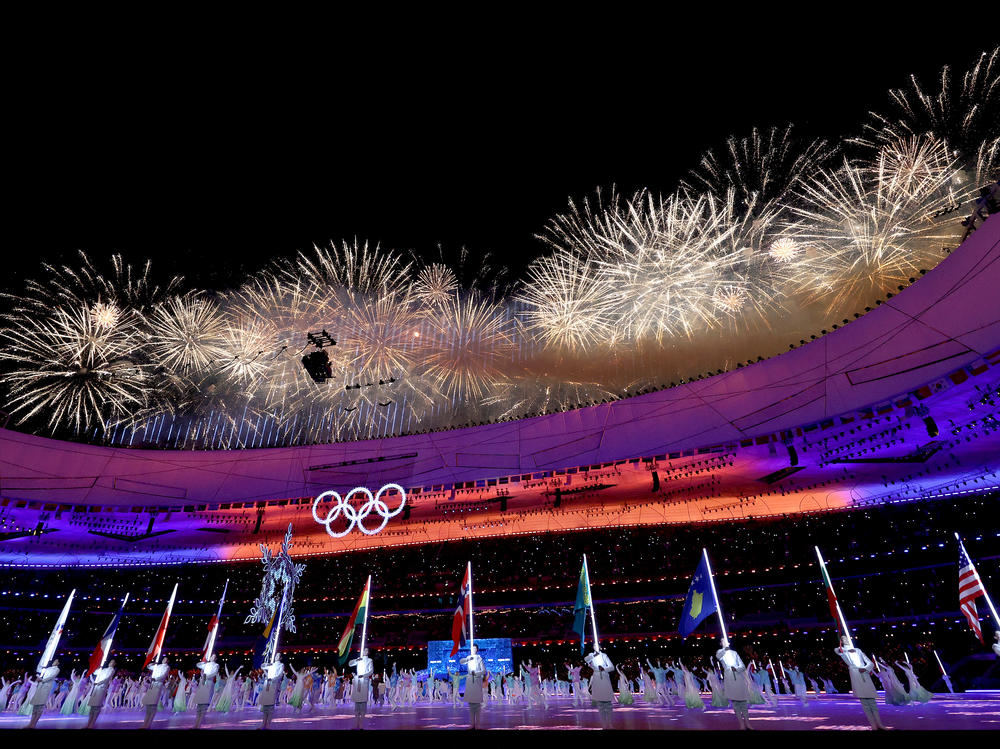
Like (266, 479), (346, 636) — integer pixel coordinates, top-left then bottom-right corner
(3, 693), (999, 731)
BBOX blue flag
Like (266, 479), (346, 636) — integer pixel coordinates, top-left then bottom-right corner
(679, 552), (719, 639)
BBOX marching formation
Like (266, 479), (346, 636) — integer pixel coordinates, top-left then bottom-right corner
(2, 533), (997, 731)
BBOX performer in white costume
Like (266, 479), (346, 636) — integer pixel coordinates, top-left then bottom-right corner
(716, 641), (752, 730)
(193, 653), (220, 728)
(460, 644), (486, 729)
(84, 660), (115, 729)
(142, 655), (170, 729)
(835, 635), (887, 730)
(348, 648), (374, 730)
(992, 631), (1000, 658)
(26, 659), (59, 729)
(259, 657), (285, 730)
(585, 648), (614, 729)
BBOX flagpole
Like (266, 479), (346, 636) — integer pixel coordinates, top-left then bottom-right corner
(360, 575), (372, 655)
(933, 650), (948, 678)
(100, 592), (129, 670)
(270, 585), (288, 665)
(702, 548), (728, 648)
(583, 554), (600, 651)
(956, 532), (1000, 628)
(38, 589), (75, 673)
(815, 546), (854, 649)
(467, 562), (475, 650)
(204, 579), (228, 662)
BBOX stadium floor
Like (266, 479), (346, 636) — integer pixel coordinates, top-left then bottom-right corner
(2, 693), (999, 730)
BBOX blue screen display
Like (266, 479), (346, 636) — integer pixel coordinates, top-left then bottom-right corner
(426, 638), (513, 679)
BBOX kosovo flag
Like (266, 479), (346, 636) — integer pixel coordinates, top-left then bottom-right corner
(679, 551), (719, 639)
(572, 561), (591, 653)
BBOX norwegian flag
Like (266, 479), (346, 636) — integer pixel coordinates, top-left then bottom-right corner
(450, 563), (472, 656)
(958, 537), (987, 643)
(87, 593), (129, 677)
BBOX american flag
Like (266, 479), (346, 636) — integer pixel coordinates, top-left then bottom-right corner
(958, 538), (986, 643)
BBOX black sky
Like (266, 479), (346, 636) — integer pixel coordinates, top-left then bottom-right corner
(6, 23), (997, 295)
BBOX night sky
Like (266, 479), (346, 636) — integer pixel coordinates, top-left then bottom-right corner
(6, 24), (996, 296)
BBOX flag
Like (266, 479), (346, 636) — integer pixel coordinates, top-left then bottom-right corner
(818, 556), (842, 634)
(451, 565), (472, 656)
(87, 593), (128, 677)
(37, 590), (75, 673)
(572, 560), (591, 653)
(201, 580), (228, 661)
(143, 584), (177, 669)
(959, 537), (987, 642)
(679, 552), (719, 639)
(337, 578), (371, 665)
(254, 594), (285, 670)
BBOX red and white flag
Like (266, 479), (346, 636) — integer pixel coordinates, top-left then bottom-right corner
(201, 580), (228, 661)
(450, 564), (471, 656)
(143, 583), (178, 668)
(958, 538), (987, 642)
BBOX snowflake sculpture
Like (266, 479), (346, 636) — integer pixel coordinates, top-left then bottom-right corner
(245, 523), (306, 634)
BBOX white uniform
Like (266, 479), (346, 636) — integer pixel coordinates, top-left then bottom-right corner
(992, 642), (1000, 658)
(835, 647), (877, 699)
(716, 647), (751, 701)
(349, 657), (373, 703)
(585, 652), (614, 702)
(142, 662), (170, 706)
(88, 666), (115, 707)
(259, 662), (284, 707)
(195, 661), (220, 705)
(461, 654), (485, 704)
(30, 666), (59, 706)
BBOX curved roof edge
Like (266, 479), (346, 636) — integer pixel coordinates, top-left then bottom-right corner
(1, 216), (998, 506)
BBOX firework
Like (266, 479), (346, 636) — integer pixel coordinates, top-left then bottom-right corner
(686, 124), (837, 205)
(146, 293), (230, 373)
(413, 263), (459, 306)
(786, 137), (965, 310)
(422, 294), (515, 400)
(0, 305), (152, 433)
(857, 47), (999, 185)
(288, 240), (412, 296)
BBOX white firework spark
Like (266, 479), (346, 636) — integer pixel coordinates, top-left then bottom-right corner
(146, 293), (229, 373)
(422, 294), (515, 400)
(413, 263), (459, 307)
(0, 305), (152, 433)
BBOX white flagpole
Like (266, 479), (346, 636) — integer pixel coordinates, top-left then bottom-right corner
(702, 548), (729, 647)
(933, 650), (948, 678)
(269, 586), (288, 666)
(360, 575), (372, 655)
(583, 554), (600, 651)
(204, 580), (228, 662)
(815, 546), (854, 649)
(467, 562), (475, 650)
(100, 592), (129, 670)
(956, 533), (1000, 628)
(38, 589), (75, 673)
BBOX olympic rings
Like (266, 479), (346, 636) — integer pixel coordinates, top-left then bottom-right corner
(311, 483), (407, 537)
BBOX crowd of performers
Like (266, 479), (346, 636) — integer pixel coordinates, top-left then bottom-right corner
(3, 631), (998, 730)
(3, 533), (998, 731)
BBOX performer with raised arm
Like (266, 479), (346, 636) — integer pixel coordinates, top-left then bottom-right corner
(84, 659), (115, 729)
(818, 546), (887, 730)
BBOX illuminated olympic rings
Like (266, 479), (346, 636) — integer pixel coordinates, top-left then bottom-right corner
(311, 483), (407, 537)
